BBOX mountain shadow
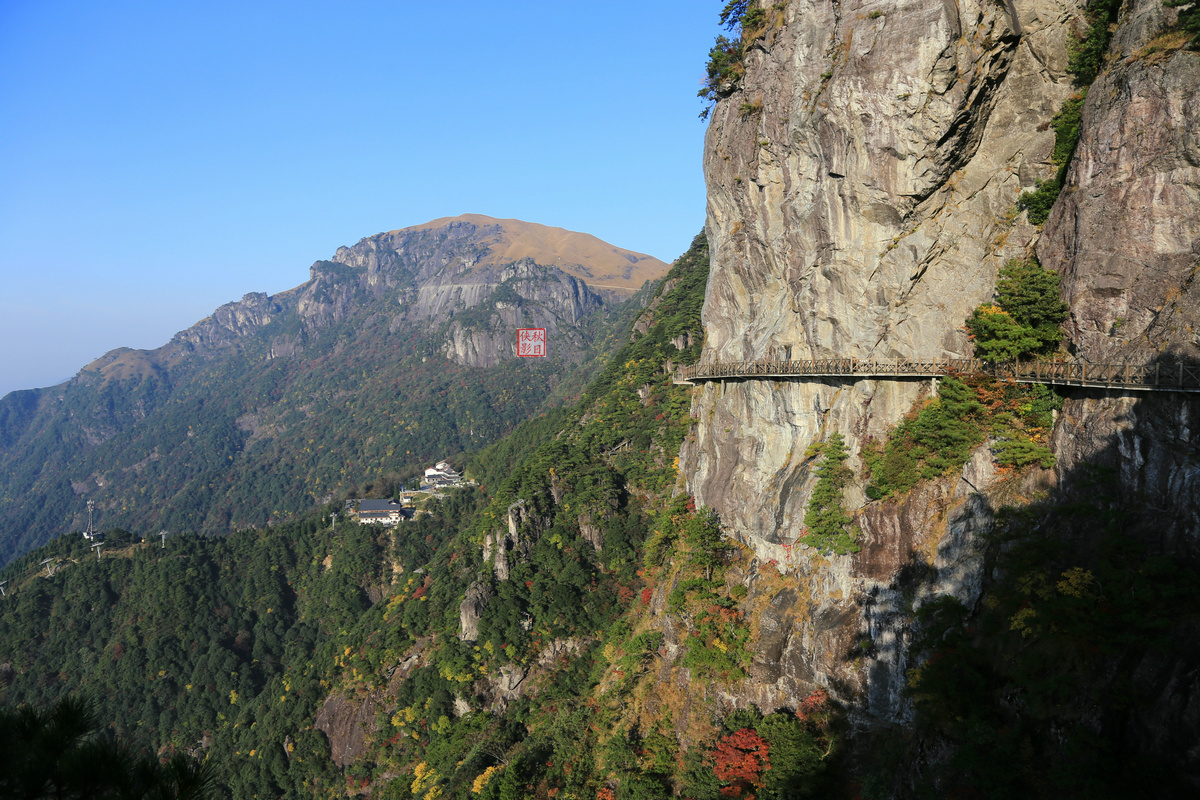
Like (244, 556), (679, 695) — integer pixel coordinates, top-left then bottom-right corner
(857, 353), (1200, 799)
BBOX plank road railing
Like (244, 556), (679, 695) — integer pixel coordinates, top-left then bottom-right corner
(674, 358), (1200, 393)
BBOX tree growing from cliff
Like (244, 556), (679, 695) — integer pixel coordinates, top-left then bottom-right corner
(803, 433), (859, 555)
(1016, 91), (1087, 224)
(965, 305), (1041, 363)
(1018, 0), (1115, 224)
(699, 1), (774, 118)
(966, 258), (1068, 363)
(864, 378), (988, 499)
(1164, 0), (1200, 44)
(683, 504), (726, 580)
(1068, 0), (1124, 83)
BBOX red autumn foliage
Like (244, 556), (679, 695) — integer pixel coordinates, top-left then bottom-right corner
(713, 728), (770, 797)
(617, 585), (636, 604)
(641, 587), (654, 606)
(596, 788), (616, 800)
(707, 605), (741, 623)
(796, 688), (831, 728)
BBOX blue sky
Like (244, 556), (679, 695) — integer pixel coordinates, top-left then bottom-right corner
(0, 1), (716, 397)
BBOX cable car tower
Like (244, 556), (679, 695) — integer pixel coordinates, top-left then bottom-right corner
(81, 500), (102, 543)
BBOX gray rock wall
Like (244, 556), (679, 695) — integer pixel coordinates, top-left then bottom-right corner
(678, 0), (1195, 723)
(684, 0), (1081, 557)
(1039, 1), (1200, 544)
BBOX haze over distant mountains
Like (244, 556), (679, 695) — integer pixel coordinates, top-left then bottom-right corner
(0, 215), (669, 565)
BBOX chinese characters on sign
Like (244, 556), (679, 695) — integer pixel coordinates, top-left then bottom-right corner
(517, 328), (546, 357)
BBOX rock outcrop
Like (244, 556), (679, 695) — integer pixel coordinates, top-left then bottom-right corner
(1040, 33), (1200, 367)
(682, 0), (1199, 729)
(685, 0), (1081, 551)
(1037, 10), (1200, 564)
(458, 581), (494, 642)
(432, 258), (602, 368)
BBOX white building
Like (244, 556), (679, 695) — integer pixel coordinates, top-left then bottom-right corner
(355, 499), (413, 526)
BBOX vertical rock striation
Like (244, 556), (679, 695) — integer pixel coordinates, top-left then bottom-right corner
(685, 0), (1200, 736)
(686, 0), (1081, 546)
(1040, 0), (1200, 541)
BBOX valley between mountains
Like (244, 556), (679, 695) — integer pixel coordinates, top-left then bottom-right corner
(3, 1), (1200, 799)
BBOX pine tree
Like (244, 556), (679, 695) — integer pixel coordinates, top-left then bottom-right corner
(803, 433), (859, 554)
(994, 258), (1069, 351)
(966, 258), (1068, 362)
(1164, 0), (1200, 42)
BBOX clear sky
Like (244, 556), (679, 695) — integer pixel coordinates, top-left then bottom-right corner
(0, 1), (717, 398)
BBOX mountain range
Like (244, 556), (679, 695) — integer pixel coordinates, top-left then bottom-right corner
(0, 215), (668, 565)
(3, 1), (1200, 798)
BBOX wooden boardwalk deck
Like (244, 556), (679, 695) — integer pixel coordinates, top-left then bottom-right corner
(674, 358), (1200, 393)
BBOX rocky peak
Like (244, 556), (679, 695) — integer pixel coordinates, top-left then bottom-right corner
(334, 214), (668, 298)
(78, 215), (668, 380)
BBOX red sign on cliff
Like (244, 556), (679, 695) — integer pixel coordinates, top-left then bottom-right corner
(517, 328), (546, 357)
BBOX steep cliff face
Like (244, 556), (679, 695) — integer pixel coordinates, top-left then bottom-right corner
(330, 217), (621, 368)
(433, 259), (602, 369)
(1038, 5), (1200, 541)
(687, 0), (1079, 538)
(683, 0), (1199, 731)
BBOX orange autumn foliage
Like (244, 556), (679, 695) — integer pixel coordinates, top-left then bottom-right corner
(713, 728), (770, 797)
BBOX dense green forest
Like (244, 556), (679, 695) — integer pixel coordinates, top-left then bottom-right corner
(0, 492), (477, 798)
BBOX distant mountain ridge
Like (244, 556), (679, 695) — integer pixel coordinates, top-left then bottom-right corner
(79, 215), (668, 383)
(0, 215), (668, 565)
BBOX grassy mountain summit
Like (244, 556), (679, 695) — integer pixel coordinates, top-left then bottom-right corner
(0, 216), (669, 566)
(404, 214), (668, 296)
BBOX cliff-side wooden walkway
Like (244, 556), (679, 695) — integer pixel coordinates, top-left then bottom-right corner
(674, 358), (1200, 393)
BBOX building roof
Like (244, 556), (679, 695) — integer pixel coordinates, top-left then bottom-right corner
(358, 499), (402, 512)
